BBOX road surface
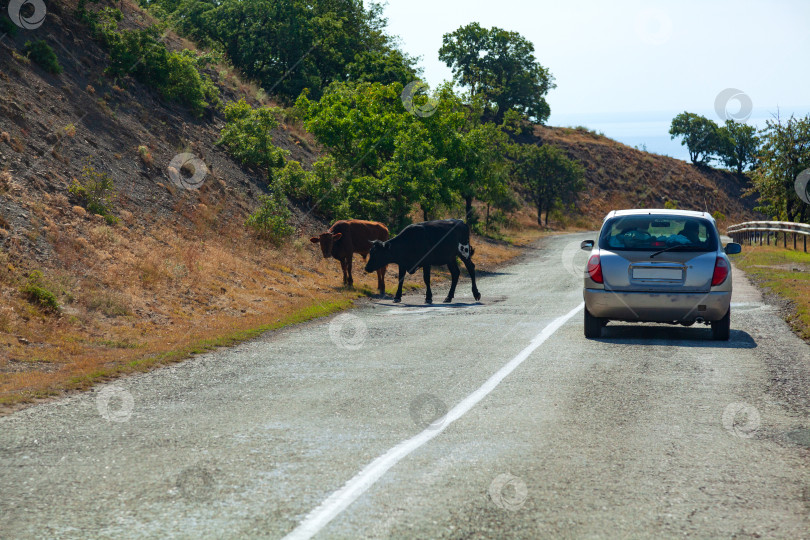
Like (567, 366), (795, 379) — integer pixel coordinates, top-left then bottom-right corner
(2, 233), (809, 538)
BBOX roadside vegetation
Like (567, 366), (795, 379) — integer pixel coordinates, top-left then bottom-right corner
(731, 247), (810, 342)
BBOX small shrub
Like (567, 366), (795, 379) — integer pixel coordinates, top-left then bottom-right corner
(664, 200), (679, 210)
(86, 84), (95, 95)
(86, 290), (130, 317)
(63, 124), (76, 137)
(276, 160), (308, 199)
(9, 137), (24, 153)
(68, 165), (118, 223)
(246, 189), (294, 244)
(0, 171), (11, 193)
(217, 100), (288, 179)
(0, 14), (19, 37)
(712, 210), (727, 222)
(22, 271), (60, 312)
(24, 40), (63, 74)
(137, 145), (153, 165)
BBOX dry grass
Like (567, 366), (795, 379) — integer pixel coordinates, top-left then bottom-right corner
(731, 245), (810, 342)
(0, 208), (543, 413)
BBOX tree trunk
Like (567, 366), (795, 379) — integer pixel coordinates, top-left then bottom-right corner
(423, 208), (429, 221)
(536, 199), (543, 225)
(465, 196), (473, 219)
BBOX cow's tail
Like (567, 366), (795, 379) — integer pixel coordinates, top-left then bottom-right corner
(458, 221), (474, 260)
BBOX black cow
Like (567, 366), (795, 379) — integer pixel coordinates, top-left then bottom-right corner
(364, 219), (481, 304)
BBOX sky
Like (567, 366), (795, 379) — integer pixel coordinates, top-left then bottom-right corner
(371, 0), (810, 160)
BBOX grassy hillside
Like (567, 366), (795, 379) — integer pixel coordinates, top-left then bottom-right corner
(0, 0), (760, 411)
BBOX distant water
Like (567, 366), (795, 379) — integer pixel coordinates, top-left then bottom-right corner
(548, 108), (808, 164)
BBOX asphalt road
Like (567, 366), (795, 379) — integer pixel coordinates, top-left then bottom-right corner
(2, 233), (810, 539)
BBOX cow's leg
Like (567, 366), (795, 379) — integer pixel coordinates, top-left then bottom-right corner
(462, 257), (481, 301)
(444, 260), (460, 303)
(376, 265), (387, 297)
(394, 266), (406, 303)
(422, 266), (433, 304)
(346, 256), (354, 288)
(339, 258), (349, 285)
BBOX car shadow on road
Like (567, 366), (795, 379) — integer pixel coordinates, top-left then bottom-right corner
(597, 325), (757, 350)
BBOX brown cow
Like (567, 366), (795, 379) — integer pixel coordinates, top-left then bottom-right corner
(310, 220), (389, 295)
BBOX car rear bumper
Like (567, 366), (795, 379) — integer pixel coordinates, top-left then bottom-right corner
(584, 289), (730, 322)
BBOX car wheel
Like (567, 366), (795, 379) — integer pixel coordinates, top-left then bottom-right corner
(711, 308), (731, 341)
(584, 307), (603, 339)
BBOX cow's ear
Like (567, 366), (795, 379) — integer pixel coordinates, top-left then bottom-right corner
(310, 237), (320, 244)
(332, 233), (343, 241)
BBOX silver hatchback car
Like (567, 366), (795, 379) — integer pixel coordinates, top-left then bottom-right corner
(581, 209), (742, 340)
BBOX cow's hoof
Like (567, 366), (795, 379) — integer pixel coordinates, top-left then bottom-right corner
(443, 297), (453, 303)
(474, 292), (482, 301)
(393, 297), (402, 303)
(425, 298), (433, 305)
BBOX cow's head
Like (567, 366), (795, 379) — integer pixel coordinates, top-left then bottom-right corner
(365, 240), (391, 272)
(310, 231), (342, 259)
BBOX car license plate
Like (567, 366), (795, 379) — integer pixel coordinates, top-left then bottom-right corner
(632, 267), (683, 280)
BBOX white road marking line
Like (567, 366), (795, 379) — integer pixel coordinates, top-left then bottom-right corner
(283, 302), (585, 540)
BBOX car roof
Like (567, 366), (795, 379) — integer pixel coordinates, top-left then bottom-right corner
(603, 209), (714, 221)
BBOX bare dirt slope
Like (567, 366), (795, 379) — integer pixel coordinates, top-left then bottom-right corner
(533, 125), (760, 227)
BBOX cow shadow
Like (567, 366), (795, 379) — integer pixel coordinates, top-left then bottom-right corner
(472, 269), (514, 278)
(371, 299), (483, 309)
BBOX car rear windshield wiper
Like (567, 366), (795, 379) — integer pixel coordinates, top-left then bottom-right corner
(649, 244), (695, 258)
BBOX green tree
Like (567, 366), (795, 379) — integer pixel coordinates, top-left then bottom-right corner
(452, 122), (511, 225)
(716, 119), (759, 175)
(748, 114), (810, 222)
(143, 0), (417, 101)
(512, 144), (585, 226)
(669, 112), (722, 165)
(217, 99), (290, 182)
(439, 22), (555, 124)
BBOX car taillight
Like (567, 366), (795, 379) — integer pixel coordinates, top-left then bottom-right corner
(711, 257), (730, 286)
(587, 254), (603, 283)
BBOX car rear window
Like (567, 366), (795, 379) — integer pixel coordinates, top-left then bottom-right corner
(599, 216), (717, 252)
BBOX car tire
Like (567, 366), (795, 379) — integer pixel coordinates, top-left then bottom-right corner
(584, 307), (603, 339)
(711, 308), (731, 341)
